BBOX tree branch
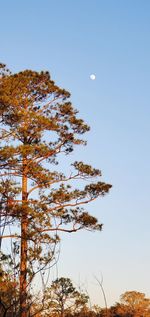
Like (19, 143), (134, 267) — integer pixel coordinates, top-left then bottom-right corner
(0, 234), (20, 239)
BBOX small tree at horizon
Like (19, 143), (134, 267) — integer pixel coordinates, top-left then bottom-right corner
(0, 63), (112, 317)
(109, 291), (150, 317)
(43, 277), (89, 317)
(120, 291), (150, 316)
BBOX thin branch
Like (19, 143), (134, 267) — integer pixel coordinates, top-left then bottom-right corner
(94, 274), (108, 317)
(27, 172), (79, 196)
(0, 234), (20, 239)
(45, 196), (97, 213)
(0, 172), (22, 177)
(35, 142), (63, 164)
(36, 227), (80, 234)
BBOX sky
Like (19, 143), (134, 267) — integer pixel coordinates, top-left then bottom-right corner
(1, 0), (150, 307)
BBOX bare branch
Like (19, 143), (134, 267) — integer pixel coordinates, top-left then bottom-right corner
(94, 274), (108, 316)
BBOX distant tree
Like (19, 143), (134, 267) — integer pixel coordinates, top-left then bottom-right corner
(120, 291), (150, 317)
(108, 291), (150, 317)
(92, 305), (108, 317)
(0, 63), (112, 317)
(44, 277), (89, 317)
(108, 303), (128, 317)
(73, 290), (89, 314)
(73, 306), (97, 317)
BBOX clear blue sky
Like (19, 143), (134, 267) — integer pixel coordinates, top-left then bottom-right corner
(1, 0), (150, 307)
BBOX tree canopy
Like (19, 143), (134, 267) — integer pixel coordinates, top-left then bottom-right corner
(0, 63), (112, 317)
(43, 277), (89, 317)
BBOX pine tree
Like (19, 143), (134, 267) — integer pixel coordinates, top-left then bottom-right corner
(0, 63), (112, 317)
(44, 277), (89, 317)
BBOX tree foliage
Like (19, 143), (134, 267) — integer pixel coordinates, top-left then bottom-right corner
(109, 291), (150, 317)
(0, 251), (19, 316)
(0, 63), (112, 316)
(30, 289), (150, 317)
(43, 277), (89, 317)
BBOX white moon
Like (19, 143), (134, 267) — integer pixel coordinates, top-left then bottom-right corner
(90, 74), (96, 80)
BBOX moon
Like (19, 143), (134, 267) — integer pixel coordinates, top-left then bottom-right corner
(90, 74), (96, 80)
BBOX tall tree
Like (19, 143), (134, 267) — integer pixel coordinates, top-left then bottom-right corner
(0, 63), (112, 317)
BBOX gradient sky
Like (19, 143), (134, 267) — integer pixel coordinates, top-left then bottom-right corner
(1, 0), (150, 307)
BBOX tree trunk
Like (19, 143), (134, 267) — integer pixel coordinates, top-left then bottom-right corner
(61, 302), (64, 317)
(20, 158), (28, 317)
